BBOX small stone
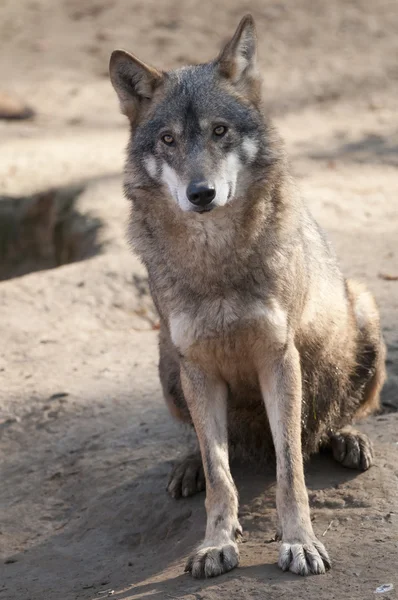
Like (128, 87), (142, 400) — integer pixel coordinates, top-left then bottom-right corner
(0, 92), (35, 119)
(49, 392), (69, 401)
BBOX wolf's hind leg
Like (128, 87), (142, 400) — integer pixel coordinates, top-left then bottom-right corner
(325, 281), (386, 471)
(346, 279), (386, 418)
(167, 450), (205, 499)
(328, 426), (374, 471)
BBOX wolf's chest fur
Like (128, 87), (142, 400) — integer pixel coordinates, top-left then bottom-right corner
(169, 293), (288, 363)
(139, 202), (290, 367)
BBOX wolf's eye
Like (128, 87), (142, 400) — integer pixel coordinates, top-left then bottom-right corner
(213, 125), (227, 137)
(162, 134), (175, 146)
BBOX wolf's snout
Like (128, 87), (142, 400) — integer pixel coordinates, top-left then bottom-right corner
(186, 181), (216, 207)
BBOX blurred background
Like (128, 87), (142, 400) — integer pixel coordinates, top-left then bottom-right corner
(1, 1), (397, 599)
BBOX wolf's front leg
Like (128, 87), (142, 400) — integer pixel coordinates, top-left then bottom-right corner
(259, 344), (331, 575)
(180, 362), (242, 578)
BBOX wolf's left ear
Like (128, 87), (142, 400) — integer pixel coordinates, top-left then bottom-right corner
(217, 15), (260, 103)
(109, 50), (163, 120)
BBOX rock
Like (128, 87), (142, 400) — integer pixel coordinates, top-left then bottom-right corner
(0, 92), (35, 120)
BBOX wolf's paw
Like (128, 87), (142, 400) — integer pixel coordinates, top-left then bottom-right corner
(167, 453), (205, 499)
(330, 427), (374, 471)
(185, 542), (239, 578)
(279, 538), (331, 575)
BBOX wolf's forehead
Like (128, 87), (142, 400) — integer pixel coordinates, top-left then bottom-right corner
(156, 65), (253, 127)
(170, 63), (216, 93)
(161, 67), (222, 120)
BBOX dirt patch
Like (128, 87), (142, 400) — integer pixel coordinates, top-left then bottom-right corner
(0, 185), (102, 280)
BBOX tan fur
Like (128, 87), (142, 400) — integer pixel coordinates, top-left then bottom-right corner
(346, 279), (386, 418)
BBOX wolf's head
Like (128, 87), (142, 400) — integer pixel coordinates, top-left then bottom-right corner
(110, 16), (277, 214)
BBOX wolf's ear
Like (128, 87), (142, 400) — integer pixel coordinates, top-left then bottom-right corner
(109, 50), (163, 120)
(217, 15), (260, 102)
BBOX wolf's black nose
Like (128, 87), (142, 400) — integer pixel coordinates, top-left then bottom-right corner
(186, 181), (216, 206)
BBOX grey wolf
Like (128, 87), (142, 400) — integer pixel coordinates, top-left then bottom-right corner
(109, 15), (386, 578)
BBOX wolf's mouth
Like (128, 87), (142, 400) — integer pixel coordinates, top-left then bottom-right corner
(192, 205), (215, 214)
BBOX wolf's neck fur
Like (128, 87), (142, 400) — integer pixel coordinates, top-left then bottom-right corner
(127, 158), (300, 311)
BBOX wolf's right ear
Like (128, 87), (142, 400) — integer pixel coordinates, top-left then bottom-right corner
(109, 50), (163, 120)
(217, 15), (261, 103)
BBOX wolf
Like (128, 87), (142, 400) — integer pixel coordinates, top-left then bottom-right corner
(109, 15), (386, 578)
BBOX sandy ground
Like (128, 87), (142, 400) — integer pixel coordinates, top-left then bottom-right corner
(1, 1), (398, 599)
